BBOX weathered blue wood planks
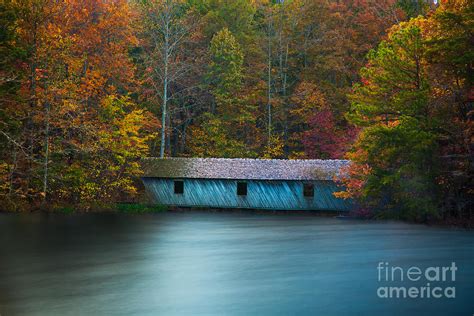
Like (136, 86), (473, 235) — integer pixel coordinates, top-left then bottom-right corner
(142, 178), (351, 211)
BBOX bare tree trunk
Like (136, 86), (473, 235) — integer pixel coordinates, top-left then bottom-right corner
(267, 13), (273, 141)
(42, 101), (50, 201)
(160, 14), (170, 159)
(278, 4), (284, 94)
(283, 42), (289, 155)
(160, 73), (168, 158)
(181, 121), (188, 153)
(8, 146), (17, 196)
(166, 110), (172, 156)
(26, 21), (38, 195)
(142, 0), (195, 158)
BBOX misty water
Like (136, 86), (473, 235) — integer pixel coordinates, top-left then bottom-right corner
(0, 212), (473, 315)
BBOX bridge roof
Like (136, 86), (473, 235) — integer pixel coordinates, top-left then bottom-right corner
(141, 157), (350, 181)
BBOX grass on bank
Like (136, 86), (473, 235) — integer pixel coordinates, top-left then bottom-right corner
(115, 203), (167, 214)
(48, 203), (167, 214)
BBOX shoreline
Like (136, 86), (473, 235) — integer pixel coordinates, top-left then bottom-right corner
(0, 204), (472, 229)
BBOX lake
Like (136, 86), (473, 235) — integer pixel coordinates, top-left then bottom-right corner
(0, 212), (473, 315)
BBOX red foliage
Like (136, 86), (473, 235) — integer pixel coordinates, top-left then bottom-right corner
(302, 110), (358, 159)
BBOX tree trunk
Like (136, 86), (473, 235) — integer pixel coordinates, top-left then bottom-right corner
(267, 14), (273, 141)
(160, 19), (170, 159)
(42, 102), (50, 202)
(8, 146), (17, 196)
(160, 74), (168, 158)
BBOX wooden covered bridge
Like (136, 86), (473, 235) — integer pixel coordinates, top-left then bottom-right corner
(141, 158), (352, 211)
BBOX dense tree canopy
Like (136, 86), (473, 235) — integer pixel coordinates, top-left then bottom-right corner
(338, 1), (473, 221)
(0, 0), (471, 220)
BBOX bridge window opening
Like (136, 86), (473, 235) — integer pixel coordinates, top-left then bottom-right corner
(174, 180), (184, 194)
(303, 183), (314, 197)
(237, 182), (247, 196)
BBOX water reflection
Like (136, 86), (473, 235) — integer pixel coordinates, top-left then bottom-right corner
(0, 212), (473, 315)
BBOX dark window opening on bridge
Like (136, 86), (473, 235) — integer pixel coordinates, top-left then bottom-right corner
(237, 182), (247, 196)
(174, 180), (184, 194)
(303, 183), (314, 197)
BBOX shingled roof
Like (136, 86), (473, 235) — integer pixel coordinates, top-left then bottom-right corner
(141, 158), (350, 181)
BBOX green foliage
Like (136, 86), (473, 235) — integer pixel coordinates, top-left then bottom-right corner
(207, 28), (244, 99)
(424, 0), (474, 85)
(356, 118), (439, 219)
(199, 0), (256, 44)
(349, 22), (429, 126)
(116, 203), (167, 213)
(198, 27), (258, 157)
(1, 0), (470, 220)
(189, 113), (255, 158)
(54, 206), (75, 214)
(397, 0), (432, 18)
(346, 21), (441, 220)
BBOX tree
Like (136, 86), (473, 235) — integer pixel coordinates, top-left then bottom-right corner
(289, 82), (356, 159)
(199, 0), (257, 46)
(139, 0), (195, 158)
(261, 133), (284, 159)
(189, 27), (256, 158)
(0, 0), (58, 206)
(0, 0), (159, 210)
(207, 28), (244, 116)
(303, 109), (356, 159)
(339, 2), (474, 221)
(349, 21), (430, 125)
(188, 112), (252, 158)
(343, 20), (440, 219)
(421, 0), (474, 218)
(397, 0), (437, 18)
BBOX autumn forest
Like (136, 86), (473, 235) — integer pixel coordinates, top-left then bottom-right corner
(0, 0), (472, 221)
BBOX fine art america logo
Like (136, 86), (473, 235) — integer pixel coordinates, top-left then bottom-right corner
(377, 262), (457, 299)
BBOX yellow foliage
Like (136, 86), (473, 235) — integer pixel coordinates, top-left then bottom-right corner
(261, 134), (285, 159)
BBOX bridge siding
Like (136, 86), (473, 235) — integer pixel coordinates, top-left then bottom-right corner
(142, 178), (351, 211)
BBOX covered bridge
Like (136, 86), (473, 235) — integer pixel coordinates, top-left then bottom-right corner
(141, 158), (352, 211)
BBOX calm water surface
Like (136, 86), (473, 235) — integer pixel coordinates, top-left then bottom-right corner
(0, 212), (473, 315)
